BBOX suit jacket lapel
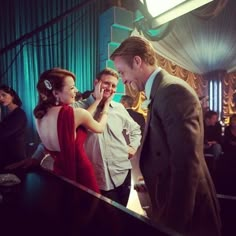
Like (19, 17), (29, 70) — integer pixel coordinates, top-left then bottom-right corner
(150, 70), (165, 101)
(141, 70), (165, 148)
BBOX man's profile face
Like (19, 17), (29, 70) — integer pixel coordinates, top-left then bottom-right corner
(99, 74), (118, 99)
(113, 56), (144, 92)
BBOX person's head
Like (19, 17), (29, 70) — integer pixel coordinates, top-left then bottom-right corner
(75, 91), (83, 101)
(34, 68), (78, 119)
(120, 95), (134, 109)
(94, 68), (119, 100)
(110, 36), (158, 92)
(0, 84), (22, 107)
(81, 90), (92, 99)
(204, 110), (218, 126)
(229, 114), (236, 128)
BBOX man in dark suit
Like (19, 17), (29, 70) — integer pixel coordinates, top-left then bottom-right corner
(120, 95), (145, 136)
(204, 110), (223, 160)
(111, 36), (221, 236)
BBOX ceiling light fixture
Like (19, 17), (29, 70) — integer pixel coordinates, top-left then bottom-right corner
(139, 0), (213, 28)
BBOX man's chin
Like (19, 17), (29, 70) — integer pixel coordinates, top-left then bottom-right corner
(130, 81), (140, 91)
(103, 93), (112, 99)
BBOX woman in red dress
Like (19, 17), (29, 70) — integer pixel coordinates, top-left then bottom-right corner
(33, 68), (111, 193)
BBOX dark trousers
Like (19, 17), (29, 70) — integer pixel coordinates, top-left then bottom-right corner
(100, 170), (131, 207)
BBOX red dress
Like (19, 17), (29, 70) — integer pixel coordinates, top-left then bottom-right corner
(48, 105), (99, 193)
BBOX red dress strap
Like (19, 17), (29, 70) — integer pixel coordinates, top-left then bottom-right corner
(54, 105), (76, 180)
(75, 126), (100, 193)
(53, 105), (99, 193)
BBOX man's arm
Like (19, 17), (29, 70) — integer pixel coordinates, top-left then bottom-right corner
(4, 142), (46, 171)
(122, 107), (142, 158)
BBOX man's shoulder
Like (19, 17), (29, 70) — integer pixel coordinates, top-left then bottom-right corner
(111, 100), (121, 106)
(110, 101), (125, 110)
(74, 98), (91, 108)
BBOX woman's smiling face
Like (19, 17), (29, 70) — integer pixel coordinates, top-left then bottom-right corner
(57, 76), (78, 105)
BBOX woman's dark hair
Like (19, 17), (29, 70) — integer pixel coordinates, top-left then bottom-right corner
(33, 68), (76, 119)
(0, 84), (22, 107)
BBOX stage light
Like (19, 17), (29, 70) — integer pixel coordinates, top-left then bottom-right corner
(139, 0), (213, 28)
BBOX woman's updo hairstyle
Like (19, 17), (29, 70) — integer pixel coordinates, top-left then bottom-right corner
(34, 68), (75, 119)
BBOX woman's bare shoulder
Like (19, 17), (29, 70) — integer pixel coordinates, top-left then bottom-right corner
(74, 107), (89, 115)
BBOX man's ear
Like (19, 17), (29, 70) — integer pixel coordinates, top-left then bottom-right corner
(94, 79), (99, 86)
(133, 56), (142, 67)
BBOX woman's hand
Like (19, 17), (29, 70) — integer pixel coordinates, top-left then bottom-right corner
(93, 81), (104, 102)
(4, 158), (40, 171)
(134, 176), (147, 192)
(128, 145), (137, 159)
(103, 91), (114, 108)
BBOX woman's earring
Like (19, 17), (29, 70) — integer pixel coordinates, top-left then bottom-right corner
(55, 97), (60, 106)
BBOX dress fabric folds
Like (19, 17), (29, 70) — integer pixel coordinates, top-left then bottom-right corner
(49, 105), (99, 193)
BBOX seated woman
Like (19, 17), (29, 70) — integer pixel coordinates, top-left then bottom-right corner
(32, 68), (110, 193)
(0, 85), (27, 169)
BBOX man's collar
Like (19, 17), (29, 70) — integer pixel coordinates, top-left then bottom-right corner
(145, 67), (162, 100)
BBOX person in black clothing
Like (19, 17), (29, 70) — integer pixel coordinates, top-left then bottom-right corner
(120, 95), (145, 136)
(223, 114), (236, 161)
(204, 110), (223, 160)
(0, 85), (27, 169)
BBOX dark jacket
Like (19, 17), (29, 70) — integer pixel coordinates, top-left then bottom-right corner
(0, 107), (27, 169)
(140, 69), (221, 236)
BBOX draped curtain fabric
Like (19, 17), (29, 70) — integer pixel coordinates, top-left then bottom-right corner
(223, 72), (236, 120)
(193, 0), (228, 20)
(128, 0), (235, 120)
(150, 0), (235, 74)
(156, 54), (208, 98)
(0, 0), (109, 143)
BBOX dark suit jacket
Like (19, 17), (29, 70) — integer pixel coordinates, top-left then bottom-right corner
(140, 69), (221, 236)
(126, 109), (145, 136)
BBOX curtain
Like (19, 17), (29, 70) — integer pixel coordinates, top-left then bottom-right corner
(129, 0), (236, 120)
(223, 72), (236, 122)
(0, 0), (109, 144)
(148, 0), (236, 74)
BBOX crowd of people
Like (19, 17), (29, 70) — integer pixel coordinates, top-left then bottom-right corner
(1, 36), (236, 236)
